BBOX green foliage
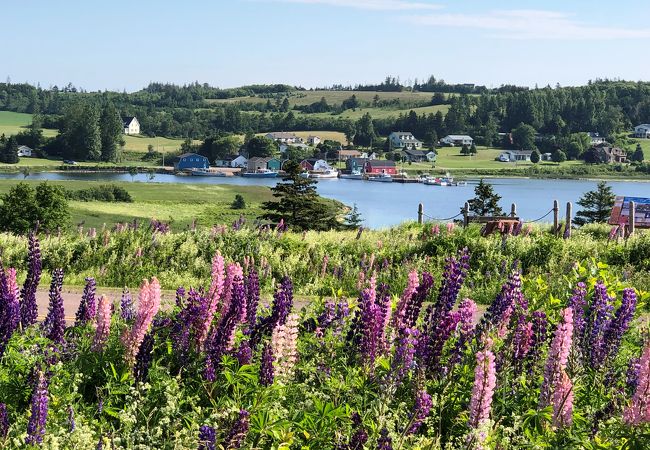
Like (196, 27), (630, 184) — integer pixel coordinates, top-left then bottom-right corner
(231, 194), (246, 210)
(0, 182), (69, 233)
(632, 144), (645, 162)
(0, 135), (20, 164)
(512, 123), (537, 150)
(530, 150), (541, 163)
(99, 102), (123, 162)
(59, 101), (102, 160)
(353, 113), (376, 147)
(467, 179), (503, 216)
(246, 136), (277, 158)
(574, 181), (615, 226)
(552, 149), (567, 163)
(66, 184), (133, 203)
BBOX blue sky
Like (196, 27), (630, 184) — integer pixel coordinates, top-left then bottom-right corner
(2, 0), (649, 91)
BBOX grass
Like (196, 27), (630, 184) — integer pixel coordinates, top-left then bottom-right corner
(0, 111), (57, 137)
(295, 104), (450, 120)
(0, 180), (274, 230)
(122, 134), (195, 154)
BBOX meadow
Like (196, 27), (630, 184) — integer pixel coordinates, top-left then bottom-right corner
(0, 223), (648, 448)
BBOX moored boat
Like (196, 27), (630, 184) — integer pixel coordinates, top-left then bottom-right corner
(340, 169), (364, 180)
(309, 169), (339, 179)
(188, 168), (227, 177)
(241, 169), (278, 178)
(368, 173), (393, 182)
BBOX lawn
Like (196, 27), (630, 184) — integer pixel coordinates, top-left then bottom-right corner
(0, 111), (57, 137)
(0, 180), (274, 230)
(293, 104), (450, 120)
(122, 134), (194, 153)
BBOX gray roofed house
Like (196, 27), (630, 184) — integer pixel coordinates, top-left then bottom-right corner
(388, 131), (422, 150)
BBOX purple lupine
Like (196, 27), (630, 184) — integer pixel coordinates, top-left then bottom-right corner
(377, 428), (393, 450)
(175, 286), (186, 308)
(602, 288), (637, 362)
(316, 300), (337, 330)
(402, 272), (434, 329)
(42, 269), (66, 344)
(391, 327), (419, 384)
(449, 299), (478, 368)
(75, 277), (97, 326)
(567, 282), (587, 345)
(20, 231), (42, 329)
(171, 288), (204, 359)
(432, 248), (470, 318)
(512, 316), (533, 374)
(408, 389), (432, 434)
(67, 406), (75, 432)
(0, 268), (21, 357)
(478, 271), (522, 337)
(26, 371), (48, 445)
(236, 340), (252, 366)
(120, 288), (135, 322)
(527, 311), (548, 374)
(419, 309), (461, 372)
(134, 332), (154, 382)
(586, 282), (614, 368)
(245, 269), (260, 331)
(348, 412), (368, 450)
(223, 409), (250, 449)
(353, 287), (383, 369)
(259, 343), (274, 386)
(0, 403), (8, 439)
(198, 425), (216, 450)
(252, 276), (293, 346)
(627, 357), (641, 392)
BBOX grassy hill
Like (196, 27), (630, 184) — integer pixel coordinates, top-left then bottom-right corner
(0, 111), (57, 137)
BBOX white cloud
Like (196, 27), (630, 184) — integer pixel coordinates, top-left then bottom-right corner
(406, 9), (650, 40)
(266, 0), (441, 11)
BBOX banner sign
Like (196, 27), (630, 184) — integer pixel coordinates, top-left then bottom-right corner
(609, 196), (650, 228)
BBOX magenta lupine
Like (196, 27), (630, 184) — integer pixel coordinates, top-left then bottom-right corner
(224, 409), (250, 449)
(259, 343), (274, 386)
(408, 389), (433, 434)
(540, 308), (574, 409)
(468, 340), (496, 430)
(353, 287), (383, 369)
(26, 371), (48, 445)
(624, 341), (650, 425)
(20, 231), (42, 329)
(219, 263), (244, 320)
(393, 270), (419, 330)
(551, 370), (574, 428)
(123, 278), (162, 366)
(402, 272), (434, 329)
(197, 252), (225, 348)
(0, 268), (21, 356)
(93, 296), (112, 352)
(512, 317), (533, 373)
(75, 277), (97, 326)
(42, 269), (66, 344)
(603, 288), (637, 362)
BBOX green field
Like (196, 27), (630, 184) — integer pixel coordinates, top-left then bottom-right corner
(122, 134), (194, 153)
(295, 104), (450, 120)
(0, 180), (273, 230)
(0, 111), (57, 137)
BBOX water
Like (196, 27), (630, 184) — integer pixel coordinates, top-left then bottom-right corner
(2, 172), (650, 228)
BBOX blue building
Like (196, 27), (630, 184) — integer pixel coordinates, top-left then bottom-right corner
(174, 153), (209, 171)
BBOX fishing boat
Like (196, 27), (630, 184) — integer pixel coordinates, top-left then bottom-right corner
(188, 168), (227, 177)
(241, 169), (278, 178)
(340, 169), (364, 180)
(309, 169), (339, 179)
(368, 173), (393, 183)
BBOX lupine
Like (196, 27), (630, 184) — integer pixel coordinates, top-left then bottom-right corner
(0, 402), (8, 439)
(449, 299), (478, 367)
(123, 277), (162, 366)
(432, 248), (470, 318)
(20, 231), (42, 328)
(259, 343), (274, 386)
(93, 295), (112, 352)
(603, 288), (637, 362)
(624, 341), (650, 425)
(551, 370), (574, 428)
(252, 276), (293, 345)
(198, 425), (216, 450)
(75, 277), (97, 326)
(408, 389), (432, 434)
(224, 409), (250, 449)
(540, 308), (574, 410)
(352, 287), (383, 368)
(391, 327), (419, 384)
(512, 317), (533, 373)
(26, 371), (49, 446)
(377, 428), (393, 450)
(478, 271), (522, 336)
(0, 268), (21, 356)
(468, 341), (496, 430)
(236, 340), (252, 366)
(120, 288), (135, 321)
(67, 405), (75, 432)
(626, 357), (641, 392)
(393, 270), (419, 330)
(271, 313), (299, 382)
(586, 282), (613, 368)
(567, 282), (587, 344)
(134, 332), (154, 382)
(197, 252), (225, 348)
(245, 269), (260, 330)
(42, 269), (66, 344)
(527, 311), (548, 373)
(219, 263), (245, 320)
(402, 272), (434, 329)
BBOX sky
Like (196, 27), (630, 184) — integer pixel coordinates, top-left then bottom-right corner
(2, 0), (650, 91)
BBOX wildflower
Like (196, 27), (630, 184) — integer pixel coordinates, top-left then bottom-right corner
(197, 252), (225, 348)
(449, 299), (478, 367)
(92, 296), (112, 352)
(393, 270), (419, 330)
(224, 409), (250, 449)
(75, 277), (97, 326)
(252, 276), (293, 345)
(259, 343), (274, 386)
(134, 332), (154, 383)
(20, 231), (42, 328)
(624, 341), (650, 425)
(67, 406), (75, 432)
(626, 357), (641, 392)
(198, 425), (216, 450)
(603, 288), (637, 362)
(540, 308), (573, 410)
(391, 327), (419, 384)
(219, 263), (245, 320)
(468, 340), (496, 430)
(0, 403), (8, 439)
(586, 282), (613, 368)
(271, 313), (299, 382)
(120, 288), (135, 321)
(0, 268), (21, 356)
(236, 340), (252, 366)
(245, 269), (260, 330)
(377, 428), (393, 450)
(123, 277), (162, 366)
(26, 371), (48, 446)
(408, 389), (432, 434)
(567, 282), (587, 344)
(551, 370), (573, 428)
(42, 269), (66, 344)
(402, 272), (434, 329)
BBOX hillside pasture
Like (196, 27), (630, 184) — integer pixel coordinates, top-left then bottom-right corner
(0, 111), (57, 137)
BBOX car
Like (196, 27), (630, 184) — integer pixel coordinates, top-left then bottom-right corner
(63, 160), (78, 165)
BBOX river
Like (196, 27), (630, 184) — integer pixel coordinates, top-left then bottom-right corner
(1, 172), (649, 229)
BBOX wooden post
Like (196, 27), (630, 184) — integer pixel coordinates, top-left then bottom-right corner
(565, 202), (572, 237)
(463, 202), (470, 227)
(553, 200), (559, 235)
(628, 201), (635, 237)
(510, 203), (517, 218)
(417, 203), (424, 225)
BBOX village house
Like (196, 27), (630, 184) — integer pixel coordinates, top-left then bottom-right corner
(587, 145), (628, 164)
(401, 148), (437, 163)
(587, 132), (607, 146)
(265, 132), (303, 144)
(388, 131), (423, 150)
(498, 150), (533, 162)
(345, 157), (367, 173)
(122, 116), (140, 135)
(440, 135), (474, 146)
(247, 156), (282, 171)
(364, 159), (397, 175)
(337, 149), (366, 161)
(279, 143), (310, 154)
(541, 152), (553, 161)
(300, 158), (331, 171)
(17, 145), (33, 157)
(307, 135), (321, 145)
(174, 153), (209, 171)
(634, 124), (650, 138)
(215, 154), (247, 168)
(230, 155), (248, 168)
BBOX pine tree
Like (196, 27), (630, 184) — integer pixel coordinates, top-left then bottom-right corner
(0, 136), (19, 164)
(530, 150), (541, 163)
(574, 181), (615, 226)
(468, 179), (503, 216)
(231, 194), (246, 210)
(344, 204), (363, 229)
(99, 103), (123, 162)
(632, 144), (645, 162)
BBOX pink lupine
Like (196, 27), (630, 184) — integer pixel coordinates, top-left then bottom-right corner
(624, 341), (650, 425)
(196, 252), (225, 348)
(92, 296), (112, 352)
(468, 339), (496, 429)
(321, 255), (329, 278)
(540, 308), (573, 409)
(446, 222), (455, 234)
(271, 313), (299, 382)
(551, 370), (573, 428)
(123, 278), (161, 366)
(219, 263), (244, 318)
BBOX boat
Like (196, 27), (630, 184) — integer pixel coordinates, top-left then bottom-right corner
(309, 169), (339, 179)
(299, 171), (310, 179)
(188, 168), (227, 177)
(241, 169), (278, 178)
(340, 169), (364, 180)
(368, 173), (393, 183)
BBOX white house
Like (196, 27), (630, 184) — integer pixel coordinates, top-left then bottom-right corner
(279, 143), (310, 154)
(17, 145), (33, 157)
(425, 151), (437, 162)
(587, 132), (607, 145)
(388, 131), (422, 150)
(265, 132), (303, 144)
(307, 135), (321, 145)
(498, 150), (533, 162)
(231, 155), (248, 168)
(634, 124), (650, 138)
(122, 116), (140, 135)
(440, 135), (474, 146)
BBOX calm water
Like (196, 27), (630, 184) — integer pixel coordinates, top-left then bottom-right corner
(2, 172), (650, 228)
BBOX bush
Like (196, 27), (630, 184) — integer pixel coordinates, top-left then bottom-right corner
(231, 194), (246, 210)
(66, 184), (133, 203)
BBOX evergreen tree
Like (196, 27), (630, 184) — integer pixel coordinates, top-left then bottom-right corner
(469, 143), (478, 155)
(552, 150), (567, 163)
(574, 181), (615, 226)
(632, 143), (645, 162)
(460, 144), (470, 155)
(530, 150), (541, 163)
(0, 136), (20, 164)
(99, 102), (123, 162)
(468, 179), (503, 216)
(60, 101), (101, 160)
(353, 113), (376, 147)
(344, 203), (363, 229)
(280, 97), (290, 112)
(261, 160), (342, 231)
(231, 194), (246, 210)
